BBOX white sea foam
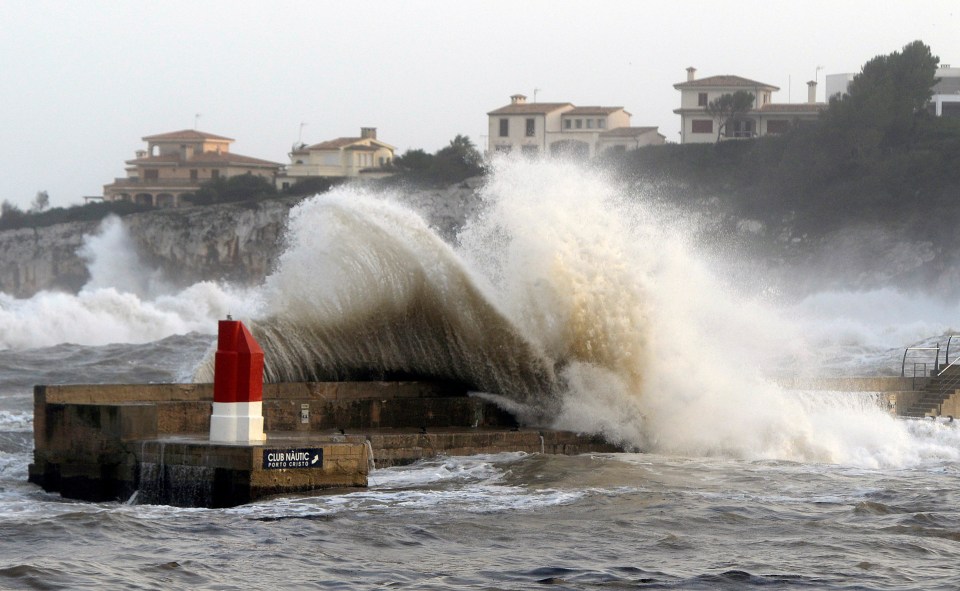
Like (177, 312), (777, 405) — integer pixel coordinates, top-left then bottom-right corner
(0, 217), (259, 350)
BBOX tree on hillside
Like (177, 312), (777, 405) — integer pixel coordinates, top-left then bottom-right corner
(825, 40), (939, 152)
(430, 134), (484, 183)
(389, 136), (484, 185)
(392, 148), (434, 173)
(186, 173), (277, 206)
(30, 191), (50, 213)
(706, 91), (755, 142)
(0, 200), (25, 230)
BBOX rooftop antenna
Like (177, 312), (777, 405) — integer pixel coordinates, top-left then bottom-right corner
(298, 121), (307, 144)
(533, 88), (541, 103)
(194, 113), (201, 129)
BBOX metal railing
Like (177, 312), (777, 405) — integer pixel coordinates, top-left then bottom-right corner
(902, 345), (940, 378)
(901, 339), (960, 415)
(945, 335), (960, 365)
(927, 356), (960, 416)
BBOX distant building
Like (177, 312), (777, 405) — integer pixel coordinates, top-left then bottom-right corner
(673, 67), (825, 144)
(826, 65), (960, 118)
(102, 130), (282, 208)
(276, 127), (395, 190)
(931, 66), (960, 117)
(825, 73), (856, 101)
(486, 94), (664, 158)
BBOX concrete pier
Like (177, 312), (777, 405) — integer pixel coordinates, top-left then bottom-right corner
(29, 382), (619, 507)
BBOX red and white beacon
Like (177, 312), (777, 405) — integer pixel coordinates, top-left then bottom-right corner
(210, 317), (267, 443)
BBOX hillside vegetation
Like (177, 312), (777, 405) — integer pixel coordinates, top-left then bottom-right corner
(606, 41), (960, 243)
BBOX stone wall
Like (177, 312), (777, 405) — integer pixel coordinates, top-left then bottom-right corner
(29, 380), (620, 507)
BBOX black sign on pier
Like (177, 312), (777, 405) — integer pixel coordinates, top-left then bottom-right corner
(262, 448), (324, 470)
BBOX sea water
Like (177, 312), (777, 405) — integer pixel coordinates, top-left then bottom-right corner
(1, 160), (959, 589)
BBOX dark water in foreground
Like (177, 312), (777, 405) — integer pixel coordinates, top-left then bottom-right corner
(2, 337), (960, 590)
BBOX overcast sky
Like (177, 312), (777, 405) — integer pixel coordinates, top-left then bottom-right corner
(2, 0), (958, 209)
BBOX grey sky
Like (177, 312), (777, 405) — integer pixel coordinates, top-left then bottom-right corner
(2, 0), (958, 209)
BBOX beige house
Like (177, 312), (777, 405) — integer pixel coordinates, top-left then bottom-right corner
(277, 127), (395, 189)
(674, 67), (825, 143)
(102, 130), (282, 207)
(487, 94), (664, 158)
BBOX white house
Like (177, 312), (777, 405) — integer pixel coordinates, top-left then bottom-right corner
(102, 129), (282, 208)
(673, 67), (825, 143)
(277, 127), (395, 189)
(828, 65), (959, 117)
(487, 94), (664, 158)
(930, 66), (960, 117)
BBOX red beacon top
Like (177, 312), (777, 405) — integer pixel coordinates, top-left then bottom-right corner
(213, 319), (264, 404)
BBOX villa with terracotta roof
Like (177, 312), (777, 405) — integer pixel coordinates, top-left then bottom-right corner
(674, 67), (825, 143)
(102, 130), (282, 207)
(487, 94), (664, 158)
(276, 127), (395, 188)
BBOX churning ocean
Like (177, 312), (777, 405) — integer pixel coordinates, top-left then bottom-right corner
(2, 160), (960, 590)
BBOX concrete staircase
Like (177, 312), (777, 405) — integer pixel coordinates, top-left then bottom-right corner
(902, 365), (960, 418)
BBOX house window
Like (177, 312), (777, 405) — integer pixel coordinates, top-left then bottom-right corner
(587, 119), (594, 129)
(521, 145), (538, 157)
(698, 93), (708, 107)
(564, 119), (572, 129)
(499, 118), (509, 137)
(190, 169), (198, 180)
(144, 169), (159, 180)
(598, 119), (606, 129)
(525, 118), (535, 137)
(766, 119), (789, 134)
(495, 145), (512, 153)
(729, 119), (756, 138)
(211, 169), (220, 179)
(691, 120), (713, 133)
(575, 119), (583, 129)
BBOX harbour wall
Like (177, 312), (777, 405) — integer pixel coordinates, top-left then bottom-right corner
(29, 381), (618, 507)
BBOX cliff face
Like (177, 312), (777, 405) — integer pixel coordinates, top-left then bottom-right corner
(0, 222), (99, 296)
(123, 198), (296, 289)
(0, 181), (483, 299)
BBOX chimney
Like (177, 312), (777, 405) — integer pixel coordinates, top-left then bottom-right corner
(807, 80), (817, 104)
(361, 127), (377, 139)
(510, 94), (527, 105)
(686, 67), (696, 82)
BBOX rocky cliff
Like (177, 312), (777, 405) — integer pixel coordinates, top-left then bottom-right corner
(0, 181), (483, 298)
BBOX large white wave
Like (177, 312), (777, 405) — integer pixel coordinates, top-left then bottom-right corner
(5, 162), (960, 467)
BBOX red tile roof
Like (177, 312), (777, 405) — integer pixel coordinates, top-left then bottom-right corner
(487, 102), (573, 115)
(303, 137), (364, 150)
(127, 151), (281, 167)
(142, 129), (235, 142)
(674, 75), (778, 91)
(296, 137), (394, 152)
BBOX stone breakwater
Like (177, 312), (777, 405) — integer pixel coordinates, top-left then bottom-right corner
(0, 180), (483, 298)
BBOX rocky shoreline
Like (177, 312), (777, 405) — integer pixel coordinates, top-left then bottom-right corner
(0, 180), (484, 299)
